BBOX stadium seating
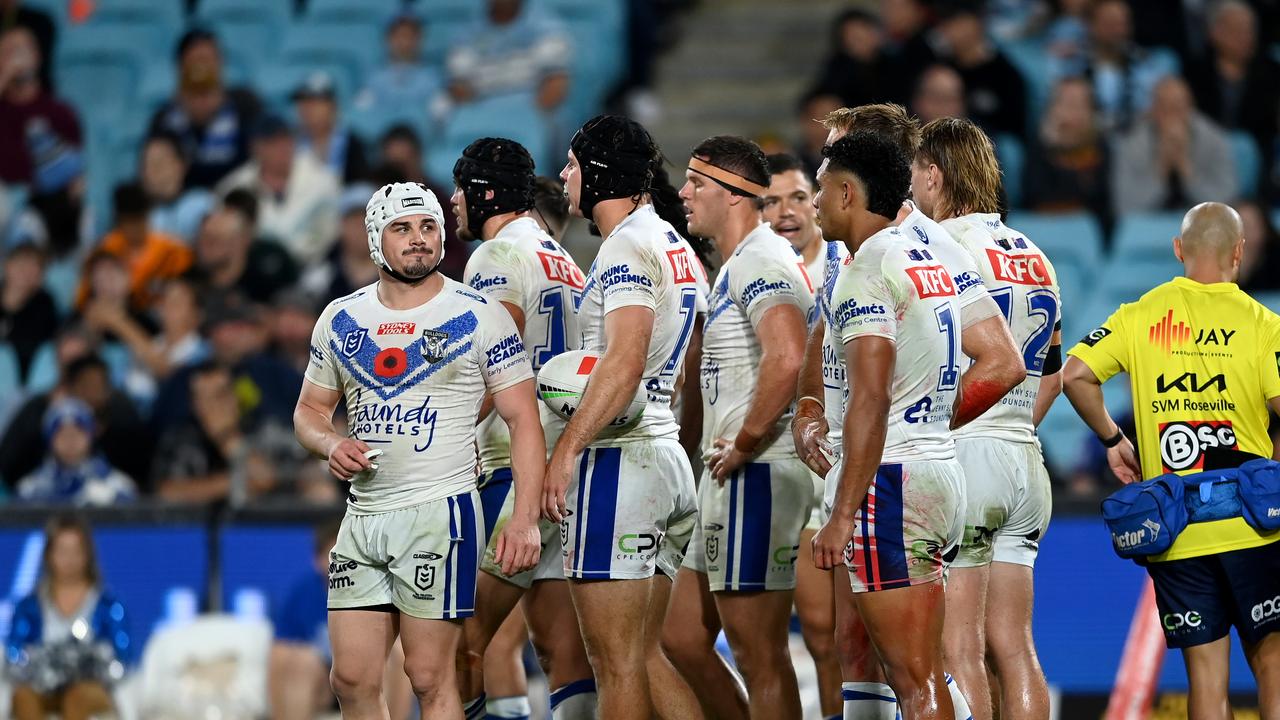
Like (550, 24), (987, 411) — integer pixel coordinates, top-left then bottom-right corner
(55, 23), (155, 122)
(1111, 212), (1183, 263)
(994, 133), (1024, 209)
(428, 91), (552, 183)
(1229, 131), (1261, 199)
(306, 0), (405, 25)
(74, 0), (185, 47)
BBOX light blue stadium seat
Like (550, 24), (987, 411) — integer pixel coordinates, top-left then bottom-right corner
(1253, 292), (1280, 316)
(1005, 212), (1103, 270)
(994, 134), (1024, 209)
(1111, 212), (1183, 262)
(1229, 132), (1260, 199)
(80, 0), (186, 46)
(24, 341), (58, 394)
(138, 63), (177, 115)
(55, 24), (154, 120)
(1097, 255), (1182, 310)
(423, 0), (484, 23)
(427, 92), (550, 185)
(1038, 401), (1089, 474)
(280, 21), (382, 95)
(307, 0), (405, 24)
(197, 0), (292, 71)
(256, 62), (359, 112)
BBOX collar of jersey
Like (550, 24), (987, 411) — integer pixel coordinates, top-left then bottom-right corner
(1172, 276), (1239, 293)
(492, 216), (543, 242)
(733, 222), (775, 257)
(605, 203), (656, 240)
(372, 278), (451, 315)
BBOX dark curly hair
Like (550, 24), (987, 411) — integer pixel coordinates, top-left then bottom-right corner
(821, 131), (911, 220)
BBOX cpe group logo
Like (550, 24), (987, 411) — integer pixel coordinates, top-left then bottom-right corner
(1252, 595), (1280, 623)
(1162, 611), (1202, 631)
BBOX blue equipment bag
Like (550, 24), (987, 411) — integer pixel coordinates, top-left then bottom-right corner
(1237, 459), (1280, 531)
(1101, 474), (1187, 558)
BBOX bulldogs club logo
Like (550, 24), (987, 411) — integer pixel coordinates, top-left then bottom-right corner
(421, 329), (449, 363)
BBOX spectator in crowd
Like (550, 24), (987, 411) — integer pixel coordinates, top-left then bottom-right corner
(140, 132), (213, 244)
(0, 349), (152, 490)
(292, 72), (368, 184)
(0, 242), (57, 382)
(90, 277), (209, 408)
(268, 290), (317, 377)
(268, 522), (412, 720)
(811, 8), (887, 109)
(446, 0), (571, 111)
(355, 12), (443, 118)
(935, 1), (1028, 139)
(879, 0), (937, 107)
(151, 359), (328, 505)
(1112, 75), (1237, 213)
(77, 250), (156, 346)
(0, 0), (55, 90)
(215, 115), (340, 265)
(1044, 0), (1089, 72)
(1236, 199), (1280, 293)
(0, 26), (84, 256)
(148, 29), (262, 190)
(1023, 76), (1112, 233)
(189, 195), (298, 306)
(299, 184), (378, 307)
(7, 514), (132, 720)
(151, 295), (301, 432)
(1059, 0), (1177, 131)
(1185, 0), (1279, 165)
(911, 64), (967, 124)
(76, 183), (192, 313)
(531, 175), (570, 241)
(15, 398), (137, 505)
(793, 90), (843, 179)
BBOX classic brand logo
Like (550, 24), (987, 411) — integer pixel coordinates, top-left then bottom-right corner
(377, 322), (416, 335)
(906, 265), (955, 298)
(986, 249), (1051, 286)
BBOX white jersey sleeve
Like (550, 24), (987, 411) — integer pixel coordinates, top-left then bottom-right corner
(830, 228), (958, 463)
(464, 238), (528, 308)
(306, 297), (347, 391)
(474, 300), (534, 394)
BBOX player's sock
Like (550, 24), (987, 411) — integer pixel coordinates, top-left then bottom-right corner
(463, 693), (487, 720)
(549, 678), (597, 719)
(486, 695), (531, 719)
(945, 673), (973, 720)
(842, 681), (897, 720)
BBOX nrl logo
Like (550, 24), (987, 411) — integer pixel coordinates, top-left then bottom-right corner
(421, 329), (449, 363)
(343, 329), (367, 357)
(414, 564), (436, 591)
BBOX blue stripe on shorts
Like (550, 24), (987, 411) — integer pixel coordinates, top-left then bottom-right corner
(582, 448), (622, 574)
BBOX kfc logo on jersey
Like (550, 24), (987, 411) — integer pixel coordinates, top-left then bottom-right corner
(906, 265), (956, 298)
(986, 249), (1051, 286)
(538, 251), (586, 289)
(377, 322), (416, 335)
(667, 249), (698, 284)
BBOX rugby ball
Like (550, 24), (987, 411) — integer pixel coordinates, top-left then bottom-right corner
(537, 350), (646, 433)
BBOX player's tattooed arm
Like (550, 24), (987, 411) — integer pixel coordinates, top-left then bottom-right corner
(951, 313), (1026, 429)
(492, 377), (545, 574)
(543, 305), (654, 522)
(294, 379), (372, 481)
(812, 335), (894, 570)
(1062, 356), (1139, 484)
(792, 318), (832, 476)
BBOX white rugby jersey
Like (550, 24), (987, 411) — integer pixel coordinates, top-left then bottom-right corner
(701, 223), (815, 461)
(815, 240), (849, 449)
(942, 213), (1061, 443)
(306, 279), (534, 514)
(899, 202), (994, 322)
(829, 226), (962, 464)
(578, 204), (709, 445)
(464, 217), (584, 474)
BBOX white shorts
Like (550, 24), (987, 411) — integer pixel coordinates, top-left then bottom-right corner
(561, 439), (698, 580)
(478, 469), (564, 589)
(804, 469), (825, 532)
(328, 491), (483, 619)
(833, 459), (966, 593)
(952, 438), (1052, 569)
(684, 457), (815, 591)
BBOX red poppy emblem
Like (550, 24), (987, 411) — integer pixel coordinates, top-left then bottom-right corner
(374, 347), (407, 378)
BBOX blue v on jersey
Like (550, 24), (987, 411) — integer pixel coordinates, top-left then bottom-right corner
(306, 279), (534, 514)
